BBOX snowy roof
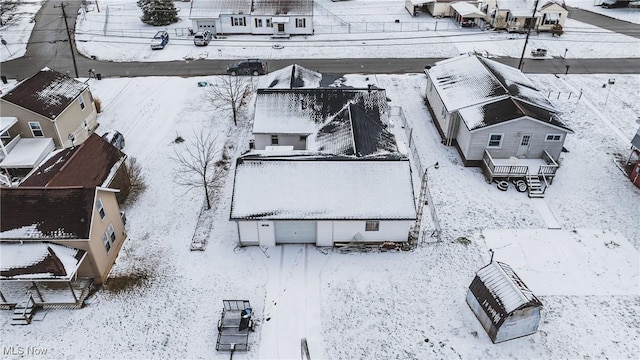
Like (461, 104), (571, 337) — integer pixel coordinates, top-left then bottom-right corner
(312, 103), (398, 156)
(0, 117), (18, 132)
(189, 0), (311, 18)
(450, 3), (486, 18)
(458, 98), (573, 132)
(427, 55), (571, 132)
(0, 187), (95, 240)
(21, 133), (126, 188)
(469, 261), (542, 326)
(0, 68), (89, 120)
(257, 64), (322, 89)
(253, 0), (313, 16)
(632, 126), (640, 149)
(0, 242), (86, 281)
(189, 0), (252, 19)
(230, 155), (416, 220)
(253, 88), (388, 134)
(0, 137), (55, 168)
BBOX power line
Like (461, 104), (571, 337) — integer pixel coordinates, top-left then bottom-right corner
(53, 2), (79, 78)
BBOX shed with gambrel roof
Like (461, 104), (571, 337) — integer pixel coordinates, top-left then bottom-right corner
(466, 261), (543, 343)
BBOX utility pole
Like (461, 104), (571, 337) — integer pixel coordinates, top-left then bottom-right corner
(54, 2), (79, 78)
(517, 0), (541, 70)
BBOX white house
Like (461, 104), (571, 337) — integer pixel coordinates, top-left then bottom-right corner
(483, 0), (567, 31)
(230, 154), (417, 247)
(189, 0), (314, 36)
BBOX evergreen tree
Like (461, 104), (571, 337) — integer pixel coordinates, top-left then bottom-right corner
(137, 0), (179, 26)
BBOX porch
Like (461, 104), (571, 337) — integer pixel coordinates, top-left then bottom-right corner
(482, 150), (559, 197)
(1, 278), (94, 311)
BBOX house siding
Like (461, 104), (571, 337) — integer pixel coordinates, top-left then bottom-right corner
(0, 89), (98, 149)
(86, 190), (126, 284)
(538, 4), (567, 31)
(0, 101), (58, 145)
(424, 75), (451, 140)
(427, 3), (454, 17)
(464, 118), (567, 161)
(54, 89), (99, 148)
(254, 133), (307, 150)
(236, 219), (412, 246)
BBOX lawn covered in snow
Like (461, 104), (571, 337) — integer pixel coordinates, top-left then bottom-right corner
(1, 0), (639, 359)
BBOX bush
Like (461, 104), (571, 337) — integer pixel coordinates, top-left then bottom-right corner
(94, 97), (102, 113)
(122, 157), (146, 204)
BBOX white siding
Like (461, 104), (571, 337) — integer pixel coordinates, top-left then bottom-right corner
(466, 118), (568, 161)
(495, 307), (541, 343)
(287, 16), (313, 35)
(316, 221), (333, 246)
(218, 15), (251, 34)
(332, 220), (411, 243)
(425, 75), (451, 139)
(254, 134), (307, 150)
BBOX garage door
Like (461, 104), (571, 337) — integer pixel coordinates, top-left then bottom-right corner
(197, 21), (216, 32)
(275, 221), (316, 244)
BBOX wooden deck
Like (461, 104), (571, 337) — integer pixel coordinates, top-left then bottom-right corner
(482, 150), (559, 183)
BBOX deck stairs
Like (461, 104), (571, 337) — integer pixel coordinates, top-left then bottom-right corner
(11, 294), (35, 325)
(526, 175), (545, 198)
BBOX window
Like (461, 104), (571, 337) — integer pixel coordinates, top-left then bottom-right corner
(108, 223), (116, 242)
(29, 122), (44, 137)
(487, 133), (503, 148)
(296, 18), (306, 28)
(299, 135), (308, 142)
(255, 18), (263, 27)
(545, 134), (562, 141)
(271, 135), (279, 145)
(441, 106), (447, 118)
(231, 17), (246, 26)
(365, 220), (380, 231)
(83, 120), (89, 129)
(102, 233), (111, 252)
(96, 198), (106, 220)
(78, 95), (86, 110)
(542, 13), (560, 25)
(0, 130), (9, 139)
(266, 19), (272, 27)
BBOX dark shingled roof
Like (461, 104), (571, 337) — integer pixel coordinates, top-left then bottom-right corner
(0, 187), (95, 240)
(20, 133), (126, 188)
(1, 68), (88, 120)
(315, 102), (397, 157)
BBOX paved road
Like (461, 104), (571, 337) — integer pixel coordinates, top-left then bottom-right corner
(568, 7), (640, 39)
(1, 1), (639, 80)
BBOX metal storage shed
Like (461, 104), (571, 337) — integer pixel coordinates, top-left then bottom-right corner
(466, 261), (543, 343)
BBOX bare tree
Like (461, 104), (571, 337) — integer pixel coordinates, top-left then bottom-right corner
(171, 131), (223, 210)
(206, 75), (252, 126)
(121, 156), (146, 204)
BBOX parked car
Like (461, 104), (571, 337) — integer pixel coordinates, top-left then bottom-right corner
(601, 0), (629, 8)
(102, 130), (125, 150)
(193, 30), (213, 46)
(531, 48), (548, 58)
(226, 59), (267, 76)
(151, 30), (169, 50)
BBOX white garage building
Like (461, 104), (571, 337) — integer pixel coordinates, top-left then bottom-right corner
(230, 154), (417, 246)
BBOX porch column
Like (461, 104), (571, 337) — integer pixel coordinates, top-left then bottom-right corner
(68, 282), (78, 302)
(0, 288), (7, 303)
(32, 281), (44, 302)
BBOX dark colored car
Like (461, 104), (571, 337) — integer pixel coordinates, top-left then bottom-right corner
(151, 30), (169, 50)
(601, 0), (629, 8)
(102, 130), (125, 150)
(226, 59), (267, 76)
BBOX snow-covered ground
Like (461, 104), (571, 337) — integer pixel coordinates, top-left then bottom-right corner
(1, 1), (639, 359)
(1, 0), (639, 62)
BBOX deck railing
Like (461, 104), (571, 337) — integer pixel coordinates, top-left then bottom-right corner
(482, 150), (528, 179)
(539, 150), (559, 177)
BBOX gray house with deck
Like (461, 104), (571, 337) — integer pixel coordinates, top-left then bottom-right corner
(424, 54), (573, 196)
